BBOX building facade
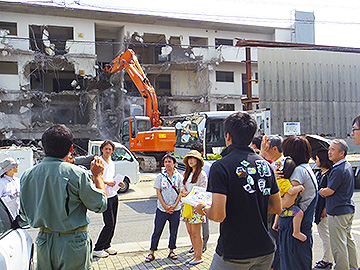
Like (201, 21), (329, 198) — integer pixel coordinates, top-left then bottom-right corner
(0, 1), (296, 144)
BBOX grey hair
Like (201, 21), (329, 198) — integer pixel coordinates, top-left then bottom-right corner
(268, 135), (283, 153)
(332, 139), (348, 156)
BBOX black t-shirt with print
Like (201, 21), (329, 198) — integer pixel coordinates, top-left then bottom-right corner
(207, 144), (279, 260)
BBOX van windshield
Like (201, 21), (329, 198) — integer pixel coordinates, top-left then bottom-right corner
(112, 148), (133, 162)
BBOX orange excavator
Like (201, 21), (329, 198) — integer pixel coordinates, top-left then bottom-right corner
(104, 49), (176, 172)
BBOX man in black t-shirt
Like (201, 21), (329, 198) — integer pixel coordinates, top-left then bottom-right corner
(195, 112), (281, 270)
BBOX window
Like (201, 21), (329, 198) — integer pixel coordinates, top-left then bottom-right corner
(0, 22), (17, 35)
(215, 38), (233, 48)
(242, 73), (258, 95)
(29, 25), (73, 54)
(205, 119), (225, 144)
(242, 73), (247, 95)
(91, 146), (101, 156)
(137, 119), (150, 132)
(149, 74), (171, 96)
(217, 103), (235, 111)
(122, 121), (129, 142)
(112, 148), (133, 162)
(131, 119), (136, 138)
(0, 62), (17, 75)
(216, 71), (234, 82)
(189, 36), (208, 47)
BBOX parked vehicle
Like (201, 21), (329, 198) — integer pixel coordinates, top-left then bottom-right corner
(0, 199), (33, 270)
(173, 109), (271, 172)
(75, 140), (140, 193)
(306, 134), (360, 189)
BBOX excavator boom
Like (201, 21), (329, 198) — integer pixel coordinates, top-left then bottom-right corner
(104, 49), (161, 127)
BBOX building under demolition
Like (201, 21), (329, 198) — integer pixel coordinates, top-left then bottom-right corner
(1, 1), (317, 148)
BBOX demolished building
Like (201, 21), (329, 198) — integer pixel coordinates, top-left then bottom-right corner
(0, 1), (302, 148)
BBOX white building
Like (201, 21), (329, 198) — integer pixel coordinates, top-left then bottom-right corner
(0, 1), (301, 144)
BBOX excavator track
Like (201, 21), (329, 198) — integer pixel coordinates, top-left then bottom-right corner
(136, 155), (157, 172)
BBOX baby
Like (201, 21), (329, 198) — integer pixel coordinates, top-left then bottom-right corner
(273, 157), (306, 242)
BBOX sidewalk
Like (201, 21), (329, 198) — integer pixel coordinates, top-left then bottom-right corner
(93, 239), (217, 270)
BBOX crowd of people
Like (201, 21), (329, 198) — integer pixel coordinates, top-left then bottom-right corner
(0, 112), (359, 270)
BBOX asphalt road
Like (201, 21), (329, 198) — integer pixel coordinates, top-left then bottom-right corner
(26, 173), (360, 267)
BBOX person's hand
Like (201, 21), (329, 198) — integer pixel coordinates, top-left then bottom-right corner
(319, 188), (325, 198)
(91, 157), (104, 178)
(260, 135), (271, 158)
(299, 185), (305, 193)
(321, 208), (327, 218)
(274, 168), (284, 180)
(164, 205), (173, 214)
(182, 189), (189, 197)
(194, 203), (206, 216)
(118, 182), (125, 188)
(168, 205), (175, 214)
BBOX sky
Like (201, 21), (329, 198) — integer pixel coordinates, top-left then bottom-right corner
(6, 0), (360, 47)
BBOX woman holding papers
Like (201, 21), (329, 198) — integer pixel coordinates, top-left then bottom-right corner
(180, 150), (208, 265)
(93, 140), (124, 258)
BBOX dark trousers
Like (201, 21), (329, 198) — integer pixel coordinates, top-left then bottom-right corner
(150, 208), (180, 251)
(94, 195), (118, 251)
(202, 215), (210, 248)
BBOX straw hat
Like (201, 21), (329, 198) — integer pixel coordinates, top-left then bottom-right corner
(0, 157), (20, 176)
(183, 150), (204, 167)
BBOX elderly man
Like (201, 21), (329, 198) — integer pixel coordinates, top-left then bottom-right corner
(319, 139), (358, 270)
(259, 135), (284, 270)
(20, 124), (107, 270)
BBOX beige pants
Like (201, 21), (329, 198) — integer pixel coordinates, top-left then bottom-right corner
(317, 216), (333, 263)
(328, 214), (358, 270)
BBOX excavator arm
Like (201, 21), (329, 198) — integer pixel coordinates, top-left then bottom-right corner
(104, 49), (161, 127)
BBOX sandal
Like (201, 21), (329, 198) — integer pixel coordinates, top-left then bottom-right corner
(167, 251), (178, 260)
(314, 260), (333, 269)
(145, 253), (155, 262)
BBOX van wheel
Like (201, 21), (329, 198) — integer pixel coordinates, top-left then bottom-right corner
(118, 178), (130, 194)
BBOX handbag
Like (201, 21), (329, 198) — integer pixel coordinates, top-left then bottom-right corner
(182, 203), (193, 219)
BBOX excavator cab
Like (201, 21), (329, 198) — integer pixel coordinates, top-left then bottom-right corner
(121, 116), (151, 148)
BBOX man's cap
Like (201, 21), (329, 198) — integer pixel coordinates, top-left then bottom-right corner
(183, 150), (204, 167)
(0, 157), (19, 176)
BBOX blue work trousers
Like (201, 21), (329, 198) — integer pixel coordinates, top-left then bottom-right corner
(150, 208), (180, 251)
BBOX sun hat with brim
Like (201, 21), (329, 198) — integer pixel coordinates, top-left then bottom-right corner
(0, 157), (20, 176)
(183, 150), (204, 167)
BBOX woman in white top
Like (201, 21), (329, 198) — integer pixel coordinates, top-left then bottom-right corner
(0, 157), (20, 219)
(180, 150), (207, 265)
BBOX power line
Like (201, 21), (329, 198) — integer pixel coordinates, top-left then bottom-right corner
(8, 0), (360, 26)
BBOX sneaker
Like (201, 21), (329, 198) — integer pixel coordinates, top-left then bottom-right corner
(93, 250), (109, 258)
(202, 247), (207, 253)
(104, 247), (117, 255)
(188, 247), (194, 253)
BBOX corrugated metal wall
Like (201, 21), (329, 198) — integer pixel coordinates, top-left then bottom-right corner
(258, 48), (360, 138)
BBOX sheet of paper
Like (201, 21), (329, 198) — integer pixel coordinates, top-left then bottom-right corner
(109, 173), (125, 193)
(181, 186), (212, 207)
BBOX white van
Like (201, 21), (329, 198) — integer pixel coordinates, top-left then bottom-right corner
(87, 141), (140, 193)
